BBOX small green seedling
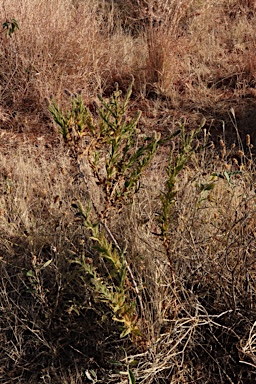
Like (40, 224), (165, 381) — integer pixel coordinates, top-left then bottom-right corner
(2, 19), (19, 37)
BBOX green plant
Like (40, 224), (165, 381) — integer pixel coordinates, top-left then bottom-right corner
(24, 257), (52, 296)
(128, 368), (136, 384)
(2, 19), (19, 37)
(47, 77), (161, 217)
(158, 120), (202, 277)
(71, 201), (139, 338)
(48, 80), (202, 338)
(47, 91), (90, 146)
(212, 169), (242, 187)
(196, 179), (216, 206)
(88, 83), (160, 213)
(47, 78), (163, 337)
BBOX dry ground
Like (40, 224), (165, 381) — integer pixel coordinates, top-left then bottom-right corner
(0, 1), (256, 383)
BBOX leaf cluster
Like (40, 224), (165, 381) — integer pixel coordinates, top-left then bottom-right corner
(73, 201), (139, 338)
(48, 77), (161, 214)
(2, 18), (19, 37)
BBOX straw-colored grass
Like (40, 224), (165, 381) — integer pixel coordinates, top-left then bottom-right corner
(0, 0), (255, 383)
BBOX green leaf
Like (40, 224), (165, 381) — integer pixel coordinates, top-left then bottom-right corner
(128, 369), (136, 384)
(85, 369), (97, 381)
(223, 170), (230, 182)
(120, 325), (133, 338)
(41, 259), (52, 269)
(129, 360), (139, 367)
(200, 182), (215, 192)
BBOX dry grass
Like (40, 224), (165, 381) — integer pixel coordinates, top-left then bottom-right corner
(0, 0), (256, 383)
